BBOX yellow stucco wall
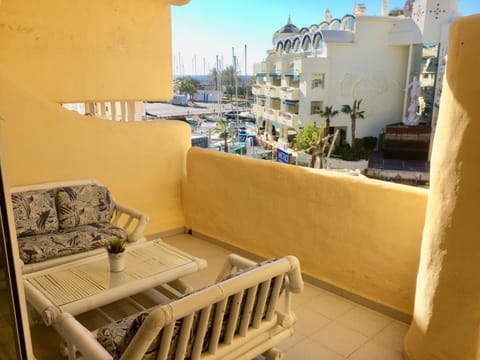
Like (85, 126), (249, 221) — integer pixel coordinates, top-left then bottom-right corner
(0, 0), (177, 102)
(0, 68), (190, 233)
(405, 15), (480, 360)
(183, 147), (428, 314)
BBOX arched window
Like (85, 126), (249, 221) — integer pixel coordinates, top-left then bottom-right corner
(284, 39), (292, 53)
(299, 27), (309, 35)
(318, 21), (329, 30)
(309, 24), (318, 33)
(292, 36), (301, 52)
(275, 41), (283, 54)
(329, 19), (341, 30)
(312, 32), (323, 50)
(302, 34), (312, 52)
(341, 15), (356, 31)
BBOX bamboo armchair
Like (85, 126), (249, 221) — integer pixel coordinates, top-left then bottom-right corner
(56, 254), (304, 360)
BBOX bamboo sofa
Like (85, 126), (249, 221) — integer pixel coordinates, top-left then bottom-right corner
(11, 179), (149, 274)
(56, 254), (304, 360)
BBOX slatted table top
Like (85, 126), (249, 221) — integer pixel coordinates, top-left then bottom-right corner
(24, 239), (207, 321)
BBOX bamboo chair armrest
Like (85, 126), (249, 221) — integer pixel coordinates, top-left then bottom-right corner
(112, 203), (149, 242)
(56, 313), (112, 360)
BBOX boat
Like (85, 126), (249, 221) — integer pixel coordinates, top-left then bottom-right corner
(186, 116), (203, 127)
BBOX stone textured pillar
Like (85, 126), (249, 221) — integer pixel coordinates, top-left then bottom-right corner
(404, 15), (480, 359)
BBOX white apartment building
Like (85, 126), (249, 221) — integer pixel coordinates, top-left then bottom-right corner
(252, 0), (459, 148)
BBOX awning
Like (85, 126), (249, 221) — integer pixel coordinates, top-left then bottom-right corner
(255, 72), (266, 77)
(284, 73), (299, 77)
(269, 73), (282, 77)
(283, 100), (299, 106)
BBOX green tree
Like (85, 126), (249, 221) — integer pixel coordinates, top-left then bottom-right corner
(341, 99), (365, 149)
(389, 8), (404, 16)
(318, 105), (339, 134)
(213, 117), (230, 153)
(293, 124), (330, 168)
(221, 65), (236, 87)
(177, 76), (200, 102)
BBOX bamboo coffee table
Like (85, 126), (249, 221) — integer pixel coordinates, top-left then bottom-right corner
(23, 239), (207, 326)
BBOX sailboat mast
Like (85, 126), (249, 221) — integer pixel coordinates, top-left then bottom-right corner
(216, 55), (222, 117)
(233, 47), (239, 127)
(245, 44), (248, 108)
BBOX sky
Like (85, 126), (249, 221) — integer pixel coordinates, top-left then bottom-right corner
(171, 0), (480, 76)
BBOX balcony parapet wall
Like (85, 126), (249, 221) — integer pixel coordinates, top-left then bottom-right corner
(183, 147), (428, 316)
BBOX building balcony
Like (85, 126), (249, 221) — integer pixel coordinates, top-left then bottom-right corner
(252, 104), (264, 118)
(265, 85), (280, 98)
(253, 62), (267, 75)
(280, 86), (300, 100)
(263, 108), (279, 122)
(278, 112), (300, 128)
(32, 231), (410, 359)
(252, 84), (265, 96)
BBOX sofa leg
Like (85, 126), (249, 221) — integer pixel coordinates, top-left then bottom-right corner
(264, 348), (284, 360)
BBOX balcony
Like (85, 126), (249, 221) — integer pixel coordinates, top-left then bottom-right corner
(252, 104), (264, 118)
(2, 3), (478, 360)
(263, 108), (279, 122)
(280, 86), (300, 100)
(252, 84), (265, 96)
(278, 111), (300, 128)
(265, 85), (280, 98)
(32, 232), (410, 359)
(4, 62), (423, 359)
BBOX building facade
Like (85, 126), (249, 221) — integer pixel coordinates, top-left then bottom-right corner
(252, 0), (459, 150)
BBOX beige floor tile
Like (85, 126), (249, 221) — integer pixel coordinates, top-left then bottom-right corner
(336, 305), (393, 337)
(310, 322), (369, 357)
(291, 283), (325, 310)
(373, 320), (409, 352)
(285, 337), (347, 360)
(293, 306), (331, 336)
(29, 234), (405, 360)
(348, 339), (404, 360)
(311, 291), (356, 319)
(276, 330), (306, 352)
(164, 234), (230, 258)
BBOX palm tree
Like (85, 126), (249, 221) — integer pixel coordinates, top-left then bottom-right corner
(319, 105), (339, 134)
(341, 99), (365, 149)
(213, 118), (230, 153)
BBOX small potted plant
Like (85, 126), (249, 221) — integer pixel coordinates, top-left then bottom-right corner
(106, 238), (127, 272)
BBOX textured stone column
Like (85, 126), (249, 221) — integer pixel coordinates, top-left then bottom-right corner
(404, 15), (480, 360)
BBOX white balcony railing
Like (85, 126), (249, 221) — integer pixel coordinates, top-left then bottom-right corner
(263, 109), (279, 122)
(280, 86), (300, 100)
(265, 85), (280, 98)
(252, 84), (265, 96)
(278, 112), (300, 128)
(252, 104), (264, 118)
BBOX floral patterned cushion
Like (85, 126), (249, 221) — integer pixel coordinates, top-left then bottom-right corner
(97, 261), (283, 359)
(97, 311), (142, 360)
(97, 308), (164, 360)
(56, 185), (115, 229)
(18, 223), (127, 264)
(12, 190), (59, 236)
(98, 307), (195, 360)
